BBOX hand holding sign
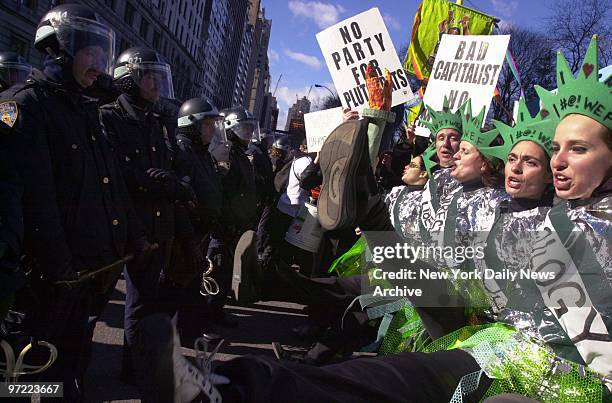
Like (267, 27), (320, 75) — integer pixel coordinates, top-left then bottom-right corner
(365, 62), (392, 111)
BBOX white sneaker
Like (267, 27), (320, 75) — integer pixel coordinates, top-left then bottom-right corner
(172, 324), (227, 403)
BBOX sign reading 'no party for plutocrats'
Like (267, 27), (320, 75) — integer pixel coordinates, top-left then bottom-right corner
(316, 8), (415, 112)
(423, 34), (510, 116)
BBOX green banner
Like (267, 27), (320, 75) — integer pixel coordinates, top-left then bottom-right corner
(405, 0), (495, 81)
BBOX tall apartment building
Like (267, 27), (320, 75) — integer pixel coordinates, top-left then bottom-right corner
(0, 0), (207, 101)
(284, 96), (311, 131)
(0, 0), (272, 108)
(0, 0), (57, 69)
(231, 0), (258, 108)
(215, 0), (248, 109)
(245, 7), (271, 125)
(200, 0), (229, 106)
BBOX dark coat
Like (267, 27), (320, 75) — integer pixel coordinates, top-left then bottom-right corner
(100, 94), (192, 243)
(174, 133), (223, 236)
(0, 70), (143, 279)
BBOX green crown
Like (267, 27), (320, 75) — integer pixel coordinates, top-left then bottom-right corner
(460, 100), (502, 161)
(481, 98), (557, 161)
(422, 142), (438, 177)
(422, 96), (464, 138)
(535, 35), (612, 130)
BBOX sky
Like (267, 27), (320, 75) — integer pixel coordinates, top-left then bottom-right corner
(261, 0), (553, 129)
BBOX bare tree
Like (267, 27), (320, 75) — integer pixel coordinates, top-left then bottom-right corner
(491, 26), (556, 122)
(545, 0), (611, 73)
(315, 94), (342, 111)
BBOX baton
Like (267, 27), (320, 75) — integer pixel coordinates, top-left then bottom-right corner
(54, 243), (159, 285)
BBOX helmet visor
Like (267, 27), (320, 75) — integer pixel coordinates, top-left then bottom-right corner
(209, 123), (230, 164)
(232, 120), (259, 141)
(199, 117), (227, 146)
(53, 16), (115, 75)
(131, 62), (175, 100)
(0, 63), (32, 88)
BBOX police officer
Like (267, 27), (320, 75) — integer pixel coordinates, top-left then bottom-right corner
(99, 46), (194, 384)
(0, 120), (24, 320)
(247, 126), (275, 216)
(0, 51), (32, 93)
(168, 97), (225, 339)
(204, 107), (258, 326)
(0, 5), (149, 399)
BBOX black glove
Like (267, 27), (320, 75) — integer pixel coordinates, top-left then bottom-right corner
(146, 168), (195, 202)
(132, 237), (153, 264)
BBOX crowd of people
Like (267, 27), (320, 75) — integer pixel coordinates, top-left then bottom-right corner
(0, 3), (610, 403)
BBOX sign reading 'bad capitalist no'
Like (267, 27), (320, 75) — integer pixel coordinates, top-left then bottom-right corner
(423, 34), (510, 115)
(316, 8), (415, 112)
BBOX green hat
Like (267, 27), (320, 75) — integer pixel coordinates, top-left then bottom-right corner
(422, 96), (464, 139)
(422, 142), (438, 177)
(535, 35), (612, 131)
(482, 98), (556, 161)
(460, 100), (502, 161)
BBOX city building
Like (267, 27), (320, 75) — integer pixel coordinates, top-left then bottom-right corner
(215, 0), (248, 109)
(284, 95), (311, 131)
(0, 0), (272, 108)
(0, 0), (57, 69)
(245, 7), (271, 122)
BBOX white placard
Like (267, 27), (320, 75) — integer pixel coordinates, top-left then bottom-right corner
(423, 34), (510, 117)
(304, 107), (344, 152)
(316, 8), (415, 112)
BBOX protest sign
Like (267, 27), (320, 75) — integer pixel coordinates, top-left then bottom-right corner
(423, 34), (510, 117)
(304, 107), (344, 152)
(316, 8), (415, 112)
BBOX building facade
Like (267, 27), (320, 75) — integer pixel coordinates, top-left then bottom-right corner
(0, 0), (272, 107)
(284, 96), (311, 131)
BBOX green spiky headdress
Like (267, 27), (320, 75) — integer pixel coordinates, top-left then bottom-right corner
(460, 100), (503, 161)
(422, 142), (438, 177)
(422, 97), (464, 138)
(481, 98), (557, 162)
(535, 35), (612, 130)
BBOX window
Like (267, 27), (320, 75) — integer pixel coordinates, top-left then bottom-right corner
(119, 38), (130, 53)
(124, 3), (135, 26)
(20, 0), (37, 10)
(153, 31), (161, 49)
(10, 35), (29, 59)
(140, 18), (149, 38)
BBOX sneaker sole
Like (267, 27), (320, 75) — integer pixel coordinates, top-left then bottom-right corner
(318, 120), (366, 231)
(231, 230), (258, 304)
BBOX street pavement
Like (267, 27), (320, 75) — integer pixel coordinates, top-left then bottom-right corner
(83, 276), (310, 403)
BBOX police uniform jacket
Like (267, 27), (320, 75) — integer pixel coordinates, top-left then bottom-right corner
(0, 69), (144, 279)
(100, 94), (192, 243)
(220, 141), (257, 233)
(174, 133), (223, 236)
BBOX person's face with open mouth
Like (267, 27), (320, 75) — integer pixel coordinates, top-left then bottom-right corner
(551, 114), (612, 200)
(505, 140), (552, 199)
(435, 128), (460, 168)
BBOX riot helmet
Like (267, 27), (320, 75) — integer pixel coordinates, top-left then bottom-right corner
(0, 52), (32, 91)
(177, 97), (226, 147)
(221, 107), (260, 143)
(272, 136), (291, 151)
(113, 47), (174, 101)
(34, 4), (115, 76)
